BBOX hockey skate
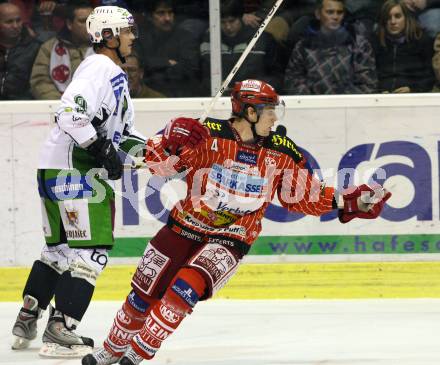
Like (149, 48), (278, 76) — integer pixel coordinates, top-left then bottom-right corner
(118, 346), (144, 365)
(82, 347), (121, 365)
(39, 306), (94, 358)
(12, 294), (42, 350)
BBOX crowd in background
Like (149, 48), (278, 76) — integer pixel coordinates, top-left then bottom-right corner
(1, 0), (440, 100)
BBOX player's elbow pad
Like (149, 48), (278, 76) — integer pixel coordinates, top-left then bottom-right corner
(57, 112), (97, 147)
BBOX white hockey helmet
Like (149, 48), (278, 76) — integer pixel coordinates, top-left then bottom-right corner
(86, 6), (136, 43)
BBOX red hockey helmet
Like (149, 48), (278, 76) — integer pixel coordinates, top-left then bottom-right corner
(231, 79), (283, 119)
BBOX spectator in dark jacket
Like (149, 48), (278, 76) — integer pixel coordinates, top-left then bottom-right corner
(122, 52), (165, 98)
(136, 0), (200, 97)
(200, 0), (283, 96)
(284, 0), (377, 95)
(0, 2), (40, 100)
(373, 0), (435, 93)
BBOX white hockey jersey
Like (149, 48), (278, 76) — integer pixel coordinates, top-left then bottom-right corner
(39, 54), (144, 171)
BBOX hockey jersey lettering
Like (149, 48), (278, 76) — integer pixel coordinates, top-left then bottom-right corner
(145, 118), (335, 247)
(208, 164), (267, 196)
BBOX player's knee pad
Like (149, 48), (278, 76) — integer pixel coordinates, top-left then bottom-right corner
(130, 268), (207, 360)
(187, 243), (242, 299)
(165, 267), (207, 315)
(68, 248), (108, 286)
(40, 244), (108, 286)
(131, 240), (172, 299)
(23, 260), (60, 310)
(105, 290), (157, 356)
(40, 244), (69, 274)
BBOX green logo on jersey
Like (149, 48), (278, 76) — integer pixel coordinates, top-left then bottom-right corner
(74, 95), (87, 113)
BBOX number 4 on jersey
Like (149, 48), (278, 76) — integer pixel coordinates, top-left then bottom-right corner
(211, 139), (218, 152)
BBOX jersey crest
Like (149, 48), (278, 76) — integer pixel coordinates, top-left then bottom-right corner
(265, 131), (303, 163)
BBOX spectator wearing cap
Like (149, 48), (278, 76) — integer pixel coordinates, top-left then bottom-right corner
(200, 0), (283, 96)
(30, 0), (93, 99)
(122, 52), (165, 98)
(0, 2), (40, 99)
(136, 0), (199, 97)
(284, 0), (377, 95)
(372, 0), (434, 93)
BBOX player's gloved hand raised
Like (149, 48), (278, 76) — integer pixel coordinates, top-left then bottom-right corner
(162, 117), (209, 155)
(87, 138), (123, 180)
(338, 184), (392, 223)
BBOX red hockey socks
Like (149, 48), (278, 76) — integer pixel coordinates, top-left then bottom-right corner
(130, 268), (206, 360)
(104, 291), (157, 356)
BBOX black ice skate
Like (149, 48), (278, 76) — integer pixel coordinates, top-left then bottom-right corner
(82, 347), (121, 365)
(39, 305), (94, 358)
(12, 294), (42, 350)
(118, 346), (144, 365)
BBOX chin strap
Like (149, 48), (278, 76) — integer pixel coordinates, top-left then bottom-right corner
(242, 106), (261, 141)
(104, 37), (125, 64)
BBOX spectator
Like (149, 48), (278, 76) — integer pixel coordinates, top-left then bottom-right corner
(373, 0), (435, 93)
(284, 0), (377, 95)
(240, 0), (296, 47)
(122, 53), (165, 98)
(344, 0), (383, 35)
(136, 0), (199, 97)
(403, 0), (440, 38)
(0, 2), (40, 100)
(174, 0), (209, 43)
(30, 0), (93, 100)
(11, 1), (72, 43)
(200, 0), (283, 95)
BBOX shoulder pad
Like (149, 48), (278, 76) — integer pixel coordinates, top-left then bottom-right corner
(265, 131), (303, 163)
(202, 117), (235, 139)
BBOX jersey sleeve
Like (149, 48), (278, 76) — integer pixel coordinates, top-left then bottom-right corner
(277, 158), (335, 216)
(119, 125), (147, 156)
(55, 59), (111, 146)
(56, 78), (103, 146)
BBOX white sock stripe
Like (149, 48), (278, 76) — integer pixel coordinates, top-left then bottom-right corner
(114, 321), (140, 334)
(149, 311), (175, 333)
(106, 338), (130, 351)
(133, 335), (158, 355)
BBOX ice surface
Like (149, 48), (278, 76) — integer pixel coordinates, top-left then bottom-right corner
(1, 299), (440, 365)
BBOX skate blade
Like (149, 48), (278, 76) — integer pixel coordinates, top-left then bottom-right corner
(12, 336), (31, 350)
(39, 342), (93, 358)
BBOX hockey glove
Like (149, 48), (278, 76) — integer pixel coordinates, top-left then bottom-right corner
(162, 117), (209, 155)
(338, 184), (392, 223)
(87, 138), (123, 180)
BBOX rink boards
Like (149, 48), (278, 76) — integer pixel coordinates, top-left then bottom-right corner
(3, 261), (440, 301)
(2, 95), (440, 301)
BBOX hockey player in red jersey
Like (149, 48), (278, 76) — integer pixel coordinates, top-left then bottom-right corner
(82, 79), (391, 365)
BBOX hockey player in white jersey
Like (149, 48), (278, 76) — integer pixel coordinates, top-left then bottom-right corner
(11, 5), (144, 358)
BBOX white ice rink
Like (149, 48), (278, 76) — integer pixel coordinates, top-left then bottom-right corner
(1, 299), (440, 365)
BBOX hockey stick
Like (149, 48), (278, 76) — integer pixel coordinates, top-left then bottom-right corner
(123, 0), (285, 170)
(199, 0), (285, 123)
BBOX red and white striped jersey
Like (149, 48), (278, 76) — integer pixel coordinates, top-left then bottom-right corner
(145, 118), (335, 254)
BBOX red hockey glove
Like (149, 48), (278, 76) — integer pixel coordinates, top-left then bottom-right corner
(162, 117), (209, 155)
(338, 184), (392, 223)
